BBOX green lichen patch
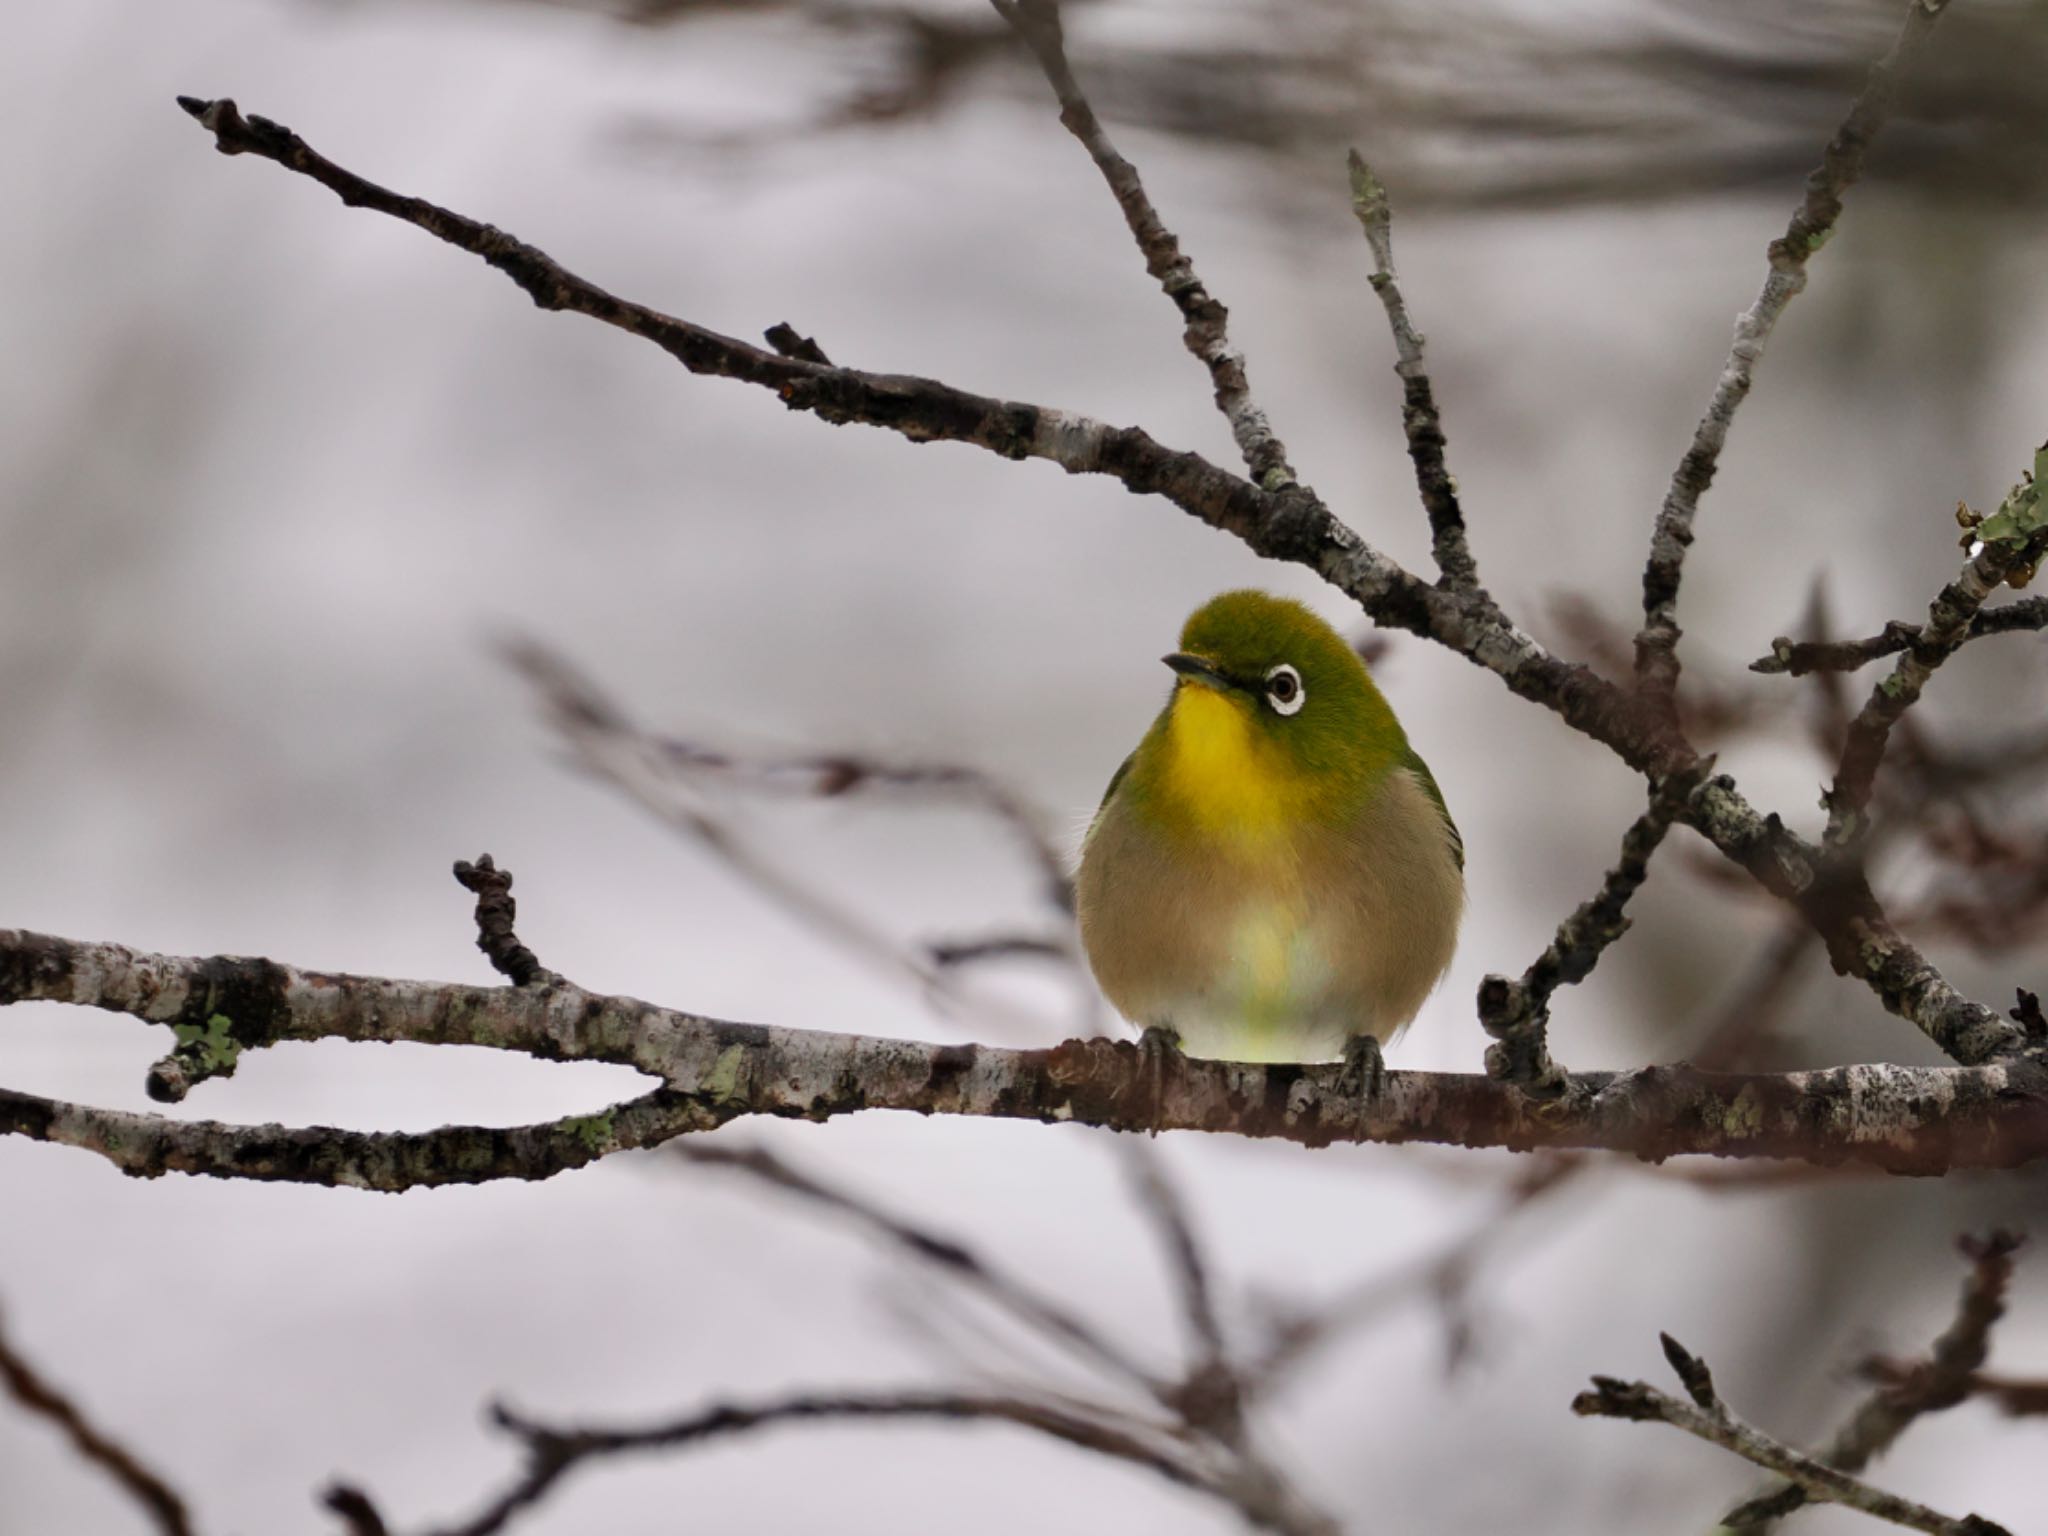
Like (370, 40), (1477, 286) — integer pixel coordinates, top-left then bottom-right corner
(560, 1110), (616, 1155)
(172, 1012), (243, 1077)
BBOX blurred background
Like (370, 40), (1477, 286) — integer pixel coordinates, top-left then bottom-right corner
(5, 0), (2048, 1530)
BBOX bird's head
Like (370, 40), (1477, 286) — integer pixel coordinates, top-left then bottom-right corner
(1156, 590), (1408, 823)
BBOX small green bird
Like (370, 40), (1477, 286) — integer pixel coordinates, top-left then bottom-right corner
(1077, 590), (1464, 1076)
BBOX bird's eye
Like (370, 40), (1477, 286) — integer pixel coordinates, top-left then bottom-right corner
(1264, 663), (1305, 716)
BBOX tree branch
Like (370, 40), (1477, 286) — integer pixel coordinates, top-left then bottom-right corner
(1825, 535), (2048, 846)
(1347, 150), (1480, 591)
(1751, 598), (2048, 677)
(992, 0), (1300, 493)
(6, 929), (2048, 1182)
(1478, 768), (1700, 1093)
(169, 89), (2023, 1067)
(1575, 1335), (2011, 1536)
(1720, 1231), (2023, 1531)
(0, 1304), (199, 1536)
(1634, 0), (1954, 704)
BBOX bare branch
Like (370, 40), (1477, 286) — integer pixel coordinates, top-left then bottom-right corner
(452, 854), (559, 988)
(1347, 150), (1479, 591)
(1575, 1336), (2012, 1536)
(0, 1304), (198, 1536)
(1723, 1231), (2024, 1530)
(427, 1389), (1211, 1536)
(676, 1141), (1164, 1398)
(992, 0), (1299, 492)
(1825, 537), (2048, 846)
(169, 89), (2021, 1064)
(644, 727), (1074, 915)
(1479, 768), (1701, 1093)
(7, 929), (2048, 1180)
(1115, 1143), (1242, 1438)
(1635, 0), (1955, 704)
(1752, 598), (2048, 676)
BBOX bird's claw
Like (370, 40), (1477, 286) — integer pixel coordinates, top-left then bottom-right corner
(1134, 1025), (1184, 1134)
(1338, 1034), (1387, 1103)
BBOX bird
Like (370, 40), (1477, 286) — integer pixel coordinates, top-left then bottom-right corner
(1076, 589), (1463, 1088)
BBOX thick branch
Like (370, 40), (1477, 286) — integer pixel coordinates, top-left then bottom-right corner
(1635, 0), (1953, 703)
(993, 0), (1299, 492)
(1347, 150), (1479, 591)
(1575, 1336), (2010, 1536)
(6, 930), (2048, 1182)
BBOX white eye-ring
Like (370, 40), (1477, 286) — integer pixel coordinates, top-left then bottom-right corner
(1264, 663), (1305, 716)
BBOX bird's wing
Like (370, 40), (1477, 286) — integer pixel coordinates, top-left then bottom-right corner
(1086, 752), (1136, 837)
(1399, 746), (1464, 871)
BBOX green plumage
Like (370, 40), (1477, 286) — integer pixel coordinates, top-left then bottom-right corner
(1077, 590), (1465, 1063)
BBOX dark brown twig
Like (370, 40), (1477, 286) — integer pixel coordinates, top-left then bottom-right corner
(1753, 598), (2048, 676)
(762, 321), (831, 365)
(1635, 0), (1955, 705)
(451, 855), (559, 987)
(991, 0), (1299, 492)
(0, 1305), (198, 1536)
(1721, 1230), (2023, 1530)
(1478, 768), (1701, 1093)
(1824, 537), (2048, 846)
(1575, 1333), (2011, 1536)
(1347, 150), (1479, 591)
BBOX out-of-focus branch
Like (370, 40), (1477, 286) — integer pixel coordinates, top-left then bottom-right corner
(642, 725), (1074, 914)
(1575, 1334), (2011, 1536)
(427, 1390), (1215, 1536)
(1347, 150), (1479, 591)
(1720, 1231), (2023, 1531)
(1857, 1365), (2048, 1419)
(1635, 0), (1954, 705)
(0, 1305), (198, 1536)
(992, 0), (1299, 493)
(1478, 768), (1701, 1093)
(677, 1141), (1164, 1397)
(1752, 598), (2048, 676)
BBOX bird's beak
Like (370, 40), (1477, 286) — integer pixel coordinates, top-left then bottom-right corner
(1163, 652), (1233, 691)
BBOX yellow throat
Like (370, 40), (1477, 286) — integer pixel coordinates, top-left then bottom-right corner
(1161, 682), (1307, 843)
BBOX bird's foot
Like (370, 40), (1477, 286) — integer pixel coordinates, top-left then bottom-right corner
(1337, 1034), (1387, 1103)
(1133, 1025), (1184, 1135)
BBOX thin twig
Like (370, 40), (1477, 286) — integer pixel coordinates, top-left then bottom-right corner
(427, 1390), (1210, 1536)
(451, 855), (560, 987)
(675, 1141), (1164, 1398)
(1635, 0), (1955, 704)
(992, 0), (1300, 492)
(1752, 598), (2048, 676)
(0, 1305), (198, 1536)
(1720, 1231), (2024, 1531)
(1478, 767), (1702, 1093)
(1347, 150), (1479, 591)
(1114, 1142), (1244, 1440)
(1825, 538), (2045, 846)
(648, 734), (1074, 914)
(1575, 1334), (2011, 1536)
